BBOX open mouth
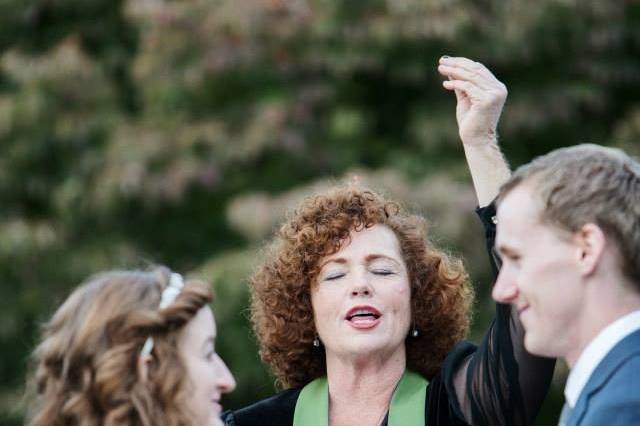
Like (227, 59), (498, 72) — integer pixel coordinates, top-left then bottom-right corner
(345, 306), (382, 326)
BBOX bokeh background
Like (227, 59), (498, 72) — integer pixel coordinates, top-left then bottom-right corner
(1, 1), (639, 424)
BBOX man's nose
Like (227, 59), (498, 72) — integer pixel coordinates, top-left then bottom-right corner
(492, 271), (518, 303)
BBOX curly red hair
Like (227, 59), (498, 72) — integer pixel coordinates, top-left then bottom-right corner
(250, 186), (473, 388)
(27, 267), (212, 426)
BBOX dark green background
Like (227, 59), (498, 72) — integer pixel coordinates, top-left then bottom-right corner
(1, 1), (639, 424)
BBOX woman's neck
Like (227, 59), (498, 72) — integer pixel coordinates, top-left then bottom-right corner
(325, 346), (406, 426)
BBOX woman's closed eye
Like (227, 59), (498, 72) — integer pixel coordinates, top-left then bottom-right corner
(324, 272), (346, 281)
(203, 339), (216, 361)
(371, 268), (395, 276)
(369, 259), (399, 276)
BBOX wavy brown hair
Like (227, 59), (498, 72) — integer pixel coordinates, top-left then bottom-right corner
(251, 186), (473, 388)
(27, 267), (212, 426)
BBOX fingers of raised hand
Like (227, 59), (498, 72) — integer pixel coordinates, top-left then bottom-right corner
(444, 79), (507, 111)
(439, 57), (507, 103)
(439, 56), (505, 85)
(438, 64), (493, 90)
(442, 79), (481, 99)
(439, 56), (490, 76)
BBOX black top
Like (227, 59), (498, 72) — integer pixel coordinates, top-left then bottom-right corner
(223, 204), (555, 426)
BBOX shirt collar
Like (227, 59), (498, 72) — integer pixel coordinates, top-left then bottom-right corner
(564, 309), (640, 407)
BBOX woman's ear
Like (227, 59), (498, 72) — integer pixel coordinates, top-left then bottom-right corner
(137, 353), (153, 383)
(575, 223), (606, 277)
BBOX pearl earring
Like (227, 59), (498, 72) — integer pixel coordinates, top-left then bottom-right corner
(313, 337), (320, 347)
(411, 327), (419, 338)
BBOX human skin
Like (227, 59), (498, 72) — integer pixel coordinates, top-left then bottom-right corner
(312, 224), (412, 426)
(312, 57), (514, 426)
(491, 184), (585, 360)
(313, 224), (412, 361)
(178, 306), (236, 426)
(492, 182), (640, 367)
(438, 56), (511, 207)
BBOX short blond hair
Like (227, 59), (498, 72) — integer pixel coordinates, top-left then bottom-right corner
(499, 144), (640, 287)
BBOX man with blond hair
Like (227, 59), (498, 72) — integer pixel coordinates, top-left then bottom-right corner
(492, 144), (640, 425)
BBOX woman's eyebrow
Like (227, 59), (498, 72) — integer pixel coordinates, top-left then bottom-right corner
(365, 254), (401, 265)
(318, 258), (348, 269)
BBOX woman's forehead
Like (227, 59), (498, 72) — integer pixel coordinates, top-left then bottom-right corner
(180, 306), (216, 347)
(320, 224), (402, 264)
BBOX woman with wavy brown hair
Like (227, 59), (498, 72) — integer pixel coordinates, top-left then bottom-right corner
(27, 267), (235, 426)
(223, 58), (555, 426)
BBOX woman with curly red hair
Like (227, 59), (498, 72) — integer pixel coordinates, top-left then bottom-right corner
(27, 267), (235, 426)
(224, 58), (555, 426)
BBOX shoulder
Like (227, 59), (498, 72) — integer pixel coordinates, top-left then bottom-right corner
(427, 341), (477, 423)
(441, 340), (477, 383)
(582, 352), (640, 424)
(595, 351), (640, 400)
(223, 388), (301, 426)
(593, 331), (640, 397)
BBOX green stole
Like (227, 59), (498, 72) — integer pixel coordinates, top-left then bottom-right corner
(292, 370), (428, 426)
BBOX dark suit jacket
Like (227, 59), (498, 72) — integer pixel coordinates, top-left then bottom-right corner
(566, 328), (640, 425)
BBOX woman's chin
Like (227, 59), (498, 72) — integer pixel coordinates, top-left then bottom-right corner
(330, 336), (404, 360)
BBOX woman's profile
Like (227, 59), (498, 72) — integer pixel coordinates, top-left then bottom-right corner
(28, 267), (235, 426)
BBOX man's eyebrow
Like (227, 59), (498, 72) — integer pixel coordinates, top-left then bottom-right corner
(496, 243), (518, 256)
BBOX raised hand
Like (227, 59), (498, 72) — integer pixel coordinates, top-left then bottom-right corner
(437, 56), (511, 206)
(438, 56), (508, 146)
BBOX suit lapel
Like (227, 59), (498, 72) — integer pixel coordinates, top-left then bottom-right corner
(566, 329), (640, 426)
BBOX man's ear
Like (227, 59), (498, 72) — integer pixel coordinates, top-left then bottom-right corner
(575, 223), (606, 277)
(137, 353), (153, 383)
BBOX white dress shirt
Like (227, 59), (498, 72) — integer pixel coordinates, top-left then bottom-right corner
(564, 309), (640, 408)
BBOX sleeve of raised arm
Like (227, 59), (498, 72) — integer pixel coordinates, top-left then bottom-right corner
(447, 202), (556, 426)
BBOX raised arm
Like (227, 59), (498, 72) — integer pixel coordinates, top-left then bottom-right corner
(438, 57), (555, 425)
(438, 56), (511, 206)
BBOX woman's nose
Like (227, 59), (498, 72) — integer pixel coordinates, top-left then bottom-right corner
(216, 356), (236, 393)
(350, 272), (373, 297)
(351, 286), (370, 296)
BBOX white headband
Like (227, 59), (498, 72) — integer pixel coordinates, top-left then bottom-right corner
(139, 272), (184, 357)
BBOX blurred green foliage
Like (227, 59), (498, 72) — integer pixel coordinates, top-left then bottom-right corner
(1, 0), (639, 424)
